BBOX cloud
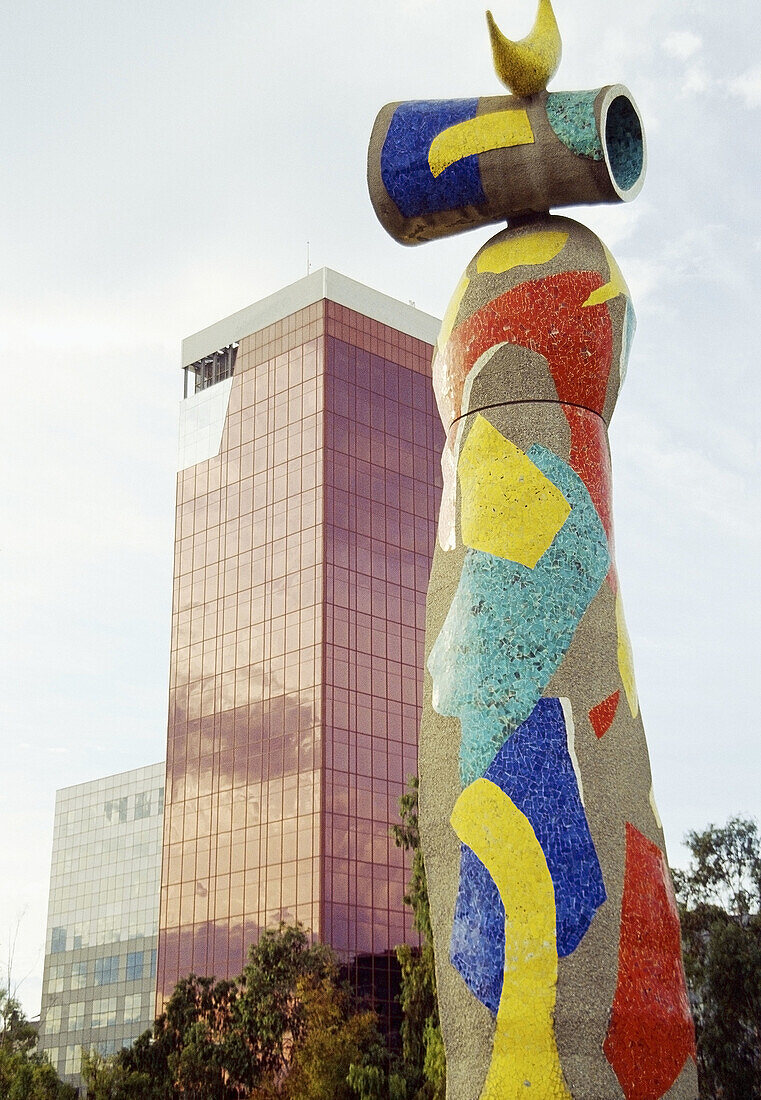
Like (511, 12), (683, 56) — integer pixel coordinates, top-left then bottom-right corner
(659, 30), (710, 97)
(681, 64), (710, 96)
(662, 31), (702, 61)
(727, 66), (761, 108)
(614, 413), (761, 545)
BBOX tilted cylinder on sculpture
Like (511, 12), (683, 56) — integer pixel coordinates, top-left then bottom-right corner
(368, 4), (698, 1099)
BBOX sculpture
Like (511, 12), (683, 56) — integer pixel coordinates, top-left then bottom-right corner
(368, 4), (698, 1098)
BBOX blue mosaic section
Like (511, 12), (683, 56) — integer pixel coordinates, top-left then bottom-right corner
(546, 90), (604, 161)
(450, 843), (505, 1015)
(484, 698), (607, 954)
(428, 445), (610, 786)
(380, 99), (486, 218)
(450, 699), (607, 1015)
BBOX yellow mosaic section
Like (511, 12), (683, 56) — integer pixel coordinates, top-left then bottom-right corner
(476, 230), (568, 275)
(438, 270), (470, 351)
(451, 779), (572, 1100)
(583, 242), (630, 307)
(615, 591), (639, 717)
(458, 415), (571, 567)
(428, 110), (534, 179)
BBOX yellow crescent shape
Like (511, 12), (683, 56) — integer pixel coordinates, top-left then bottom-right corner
(486, 0), (562, 97)
(428, 110), (534, 179)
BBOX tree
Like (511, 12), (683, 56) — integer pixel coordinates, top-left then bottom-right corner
(674, 816), (761, 1099)
(281, 973), (381, 1100)
(115, 973), (240, 1099)
(391, 777), (445, 1100)
(110, 922), (385, 1099)
(233, 922), (337, 1094)
(81, 1048), (152, 1100)
(674, 816), (761, 917)
(0, 988), (76, 1100)
(0, 986), (37, 1056)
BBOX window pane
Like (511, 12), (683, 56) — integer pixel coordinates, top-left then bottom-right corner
(91, 997), (117, 1028)
(71, 962), (87, 989)
(94, 955), (119, 985)
(134, 792), (151, 820)
(126, 951), (144, 981)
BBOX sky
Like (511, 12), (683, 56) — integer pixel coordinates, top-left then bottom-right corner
(1, 0), (759, 1018)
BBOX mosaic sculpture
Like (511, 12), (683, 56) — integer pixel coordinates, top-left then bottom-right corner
(368, 3), (697, 1098)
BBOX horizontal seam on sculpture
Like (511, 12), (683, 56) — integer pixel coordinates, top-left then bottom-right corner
(450, 399), (609, 428)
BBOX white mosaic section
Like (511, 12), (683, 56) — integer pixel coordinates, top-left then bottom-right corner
(177, 376), (233, 471)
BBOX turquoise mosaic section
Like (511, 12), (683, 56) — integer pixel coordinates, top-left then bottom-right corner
(546, 91), (603, 161)
(428, 445), (610, 785)
(620, 299), (637, 384)
(605, 95), (644, 191)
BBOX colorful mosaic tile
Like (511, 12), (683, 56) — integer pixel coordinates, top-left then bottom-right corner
(437, 270), (614, 427)
(380, 100), (485, 218)
(582, 241), (630, 307)
(621, 298), (637, 385)
(605, 95), (644, 191)
(604, 824), (696, 1100)
(487, 1), (561, 98)
(615, 592), (639, 717)
(475, 229), (568, 274)
(451, 697), (606, 1014)
(428, 110), (534, 178)
(429, 443), (610, 785)
(589, 690), (620, 739)
(546, 90), (604, 160)
(458, 414), (571, 567)
(451, 778), (572, 1099)
(484, 698), (606, 954)
(564, 405), (617, 590)
(368, 12), (695, 1095)
(450, 842), (505, 1015)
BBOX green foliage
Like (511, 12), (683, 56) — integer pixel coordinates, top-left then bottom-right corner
(81, 1048), (151, 1099)
(115, 973), (240, 1099)
(675, 816), (761, 1099)
(421, 1017), (446, 1098)
(673, 816), (761, 918)
(0, 987), (38, 1056)
(234, 921), (336, 1092)
(281, 974), (380, 1100)
(102, 924), (384, 1099)
(391, 776), (445, 1100)
(0, 988), (76, 1100)
(0, 1052), (77, 1100)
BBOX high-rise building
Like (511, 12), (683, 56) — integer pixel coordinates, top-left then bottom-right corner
(38, 763), (165, 1087)
(158, 269), (442, 1021)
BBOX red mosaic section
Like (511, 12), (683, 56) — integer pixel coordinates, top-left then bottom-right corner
(564, 404), (618, 591)
(588, 690), (620, 739)
(604, 824), (696, 1100)
(442, 271), (614, 424)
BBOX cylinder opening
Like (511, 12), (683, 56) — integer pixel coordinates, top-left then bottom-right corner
(604, 95), (644, 193)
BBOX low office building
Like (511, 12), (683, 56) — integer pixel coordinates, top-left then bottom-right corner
(38, 763), (165, 1086)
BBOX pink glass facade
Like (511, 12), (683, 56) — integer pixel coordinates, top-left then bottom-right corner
(158, 291), (442, 1011)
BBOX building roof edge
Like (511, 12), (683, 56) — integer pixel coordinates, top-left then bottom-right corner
(181, 267), (441, 367)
